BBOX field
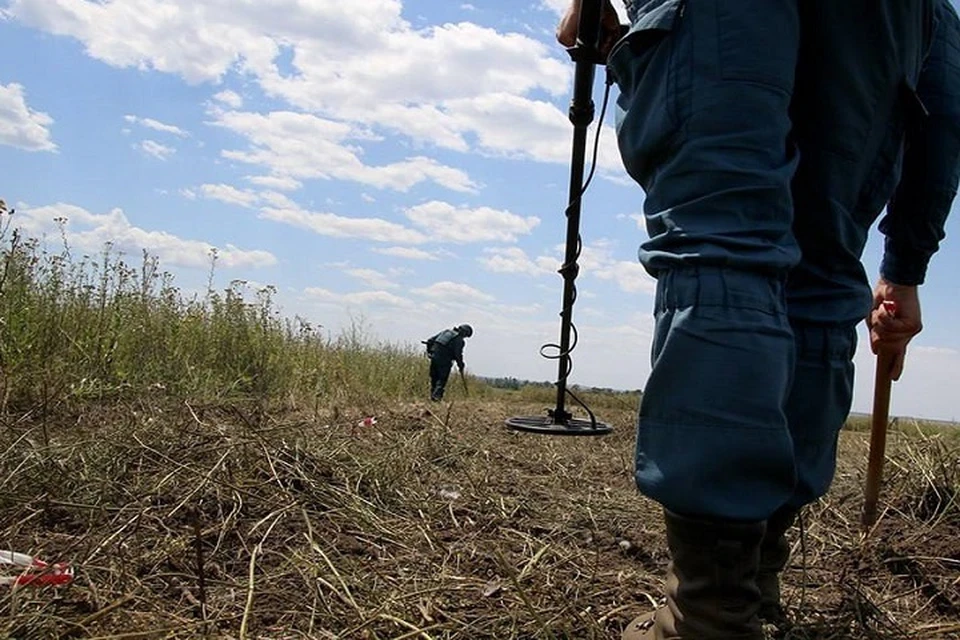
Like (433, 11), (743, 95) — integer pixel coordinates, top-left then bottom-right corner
(1, 205), (958, 639)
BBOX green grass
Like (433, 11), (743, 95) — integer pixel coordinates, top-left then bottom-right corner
(0, 204), (432, 414)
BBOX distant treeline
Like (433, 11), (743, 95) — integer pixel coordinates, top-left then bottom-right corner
(478, 376), (642, 397)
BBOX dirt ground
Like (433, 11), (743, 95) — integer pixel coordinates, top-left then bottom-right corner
(0, 398), (957, 639)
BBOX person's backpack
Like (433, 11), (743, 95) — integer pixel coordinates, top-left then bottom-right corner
(424, 329), (456, 356)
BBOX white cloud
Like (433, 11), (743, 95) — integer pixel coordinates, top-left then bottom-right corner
(474, 244), (650, 303)
(254, 19), (569, 119)
(211, 109), (478, 193)
(187, 183), (297, 210)
(199, 183), (259, 208)
(4, 1), (576, 165)
(172, 185), (547, 251)
(442, 93), (623, 171)
(344, 268), (398, 290)
(5, 0), (567, 95)
(404, 201), (539, 243)
(539, 239), (657, 295)
(245, 175), (302, 192)
(136, 139), (176, 160)
(5, 0), (270, 85)
(372, 246), (440, 261)
(539, 0), (627, 21)
(411, 281), (495, 303)
(257, 190), (298, 209)
(192, 185), (544, 248)
(0, 82), (56, 152)
(259, 204), (427, 244)
(593, 260), (656, 294)
(212, 89), (243, 108)
(304, 287), (414, 309)
(124, 114), (188, 137)
(540, 0), (567, 14)
(479, 247), (555, 276)
(12, 202), (276, 269)
(4, 0), (637, 190)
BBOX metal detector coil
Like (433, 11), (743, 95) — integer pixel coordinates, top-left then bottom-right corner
(506, 0), (614, 437)
(505, 414), (612, 436)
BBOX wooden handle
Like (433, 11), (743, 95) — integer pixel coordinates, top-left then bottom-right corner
(862, 349), (895, 529)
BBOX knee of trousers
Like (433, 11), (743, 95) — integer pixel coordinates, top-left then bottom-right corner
(784, 323), (857, 507)
(634, 268), (798, 521)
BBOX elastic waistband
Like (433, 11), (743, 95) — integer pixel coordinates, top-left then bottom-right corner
(653, 266), (786, 315)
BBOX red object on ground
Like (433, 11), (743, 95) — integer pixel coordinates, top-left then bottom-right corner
(0, 550), (74, 587)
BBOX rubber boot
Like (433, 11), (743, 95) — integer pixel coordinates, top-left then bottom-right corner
(758, 506), (798, 626)
(622, 510), (766, 640)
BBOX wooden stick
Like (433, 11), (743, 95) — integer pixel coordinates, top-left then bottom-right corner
(862, 349), (895, 530)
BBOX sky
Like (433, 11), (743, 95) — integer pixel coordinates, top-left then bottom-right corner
(1, 0), (959, 421)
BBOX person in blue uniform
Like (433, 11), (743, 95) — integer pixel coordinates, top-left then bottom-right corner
(556, 1), (960, 637)
(424, 324), (473, 401)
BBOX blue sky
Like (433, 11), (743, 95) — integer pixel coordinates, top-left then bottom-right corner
(1, 0), (958, 420)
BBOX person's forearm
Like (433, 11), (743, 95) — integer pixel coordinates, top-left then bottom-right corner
(879, 115), (960, 285)
(879, 0), (960, 285)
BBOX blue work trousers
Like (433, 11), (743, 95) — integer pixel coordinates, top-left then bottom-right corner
(429, 355), (454, 401)
(609, 0), (934, 520)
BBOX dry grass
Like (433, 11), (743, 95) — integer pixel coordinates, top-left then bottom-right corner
(0, 397), (957, 639)
(1, 203), (957, 638)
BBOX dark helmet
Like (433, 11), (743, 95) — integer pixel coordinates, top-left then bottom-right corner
(457, 324), (473, 337)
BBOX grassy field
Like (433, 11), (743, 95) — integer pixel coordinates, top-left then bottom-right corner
(1, 204), (958, 639)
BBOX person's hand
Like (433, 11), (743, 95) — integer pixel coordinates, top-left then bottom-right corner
(867, 279), (923, 381)
(457, 362), (465, 372)
(556, 0), (622, 59)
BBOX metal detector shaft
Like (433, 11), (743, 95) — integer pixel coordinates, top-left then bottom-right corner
(504, 0), (613, 436)
(553, 0), (603, 422)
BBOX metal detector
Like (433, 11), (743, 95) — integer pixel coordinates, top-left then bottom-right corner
(505, 0), (615, 437)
